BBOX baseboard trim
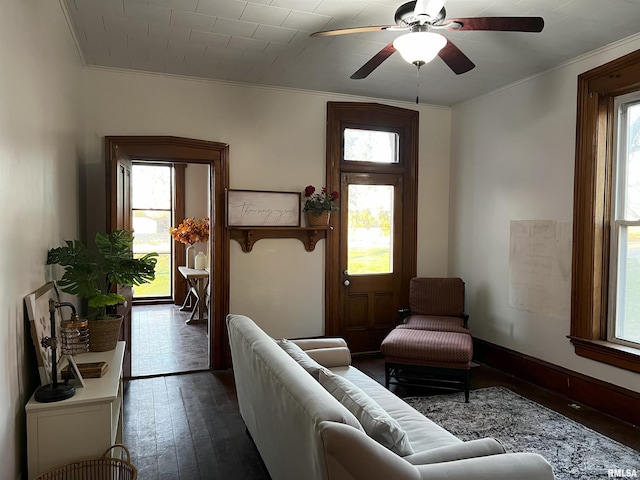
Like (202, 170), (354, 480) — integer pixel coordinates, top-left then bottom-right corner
(473, 338), (640, 427)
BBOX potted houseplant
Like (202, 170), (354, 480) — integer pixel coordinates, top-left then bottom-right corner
(303, 185), (339, 226)
(47, 229), (158, 351)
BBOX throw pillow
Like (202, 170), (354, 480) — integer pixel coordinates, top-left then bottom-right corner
(318, 369), (415, 456)
(277, 339), (324, 380)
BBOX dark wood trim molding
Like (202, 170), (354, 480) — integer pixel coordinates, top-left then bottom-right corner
(571, 48), (640, 372)
(325, 102), (419, 340)
(474, 338), (640, 426)
(173, 163), (187, 305)
(105, 136), (231, 370)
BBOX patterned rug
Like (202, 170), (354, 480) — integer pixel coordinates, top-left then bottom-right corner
(404, 387), (639, 480)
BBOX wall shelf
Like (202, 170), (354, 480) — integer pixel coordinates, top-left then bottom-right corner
(229, 226), (331, 252)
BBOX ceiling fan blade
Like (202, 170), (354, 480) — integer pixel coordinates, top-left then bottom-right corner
(351, 42), (396, 79)
(438, 38), (475, 74)
(310, 25), (399, 37)
(444, 16), (544, 32)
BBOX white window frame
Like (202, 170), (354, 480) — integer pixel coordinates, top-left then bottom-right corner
(609, 91), (640, 348)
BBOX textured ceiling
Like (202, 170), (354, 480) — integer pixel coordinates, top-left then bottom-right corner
(62, 0), (640, 106)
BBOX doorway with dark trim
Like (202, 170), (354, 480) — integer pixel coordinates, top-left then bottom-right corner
(105, 136), (231, 379)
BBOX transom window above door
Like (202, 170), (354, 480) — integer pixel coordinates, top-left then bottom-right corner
(343, 128), (400, 164)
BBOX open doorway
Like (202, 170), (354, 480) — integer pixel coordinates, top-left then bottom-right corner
(130, 162), (210, 377)
(105, 136), (231, 378)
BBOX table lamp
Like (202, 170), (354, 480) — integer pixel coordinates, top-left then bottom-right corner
(34, 299), (76, 402)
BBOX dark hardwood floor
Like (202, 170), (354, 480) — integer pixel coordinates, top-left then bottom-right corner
(123, 354), (640, 480)
(132, 304), (208, 377)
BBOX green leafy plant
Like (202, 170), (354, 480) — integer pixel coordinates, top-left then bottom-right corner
(47, 230), (158, 319)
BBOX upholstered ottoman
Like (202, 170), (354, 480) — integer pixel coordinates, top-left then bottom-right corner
(381, 327), (473, 402)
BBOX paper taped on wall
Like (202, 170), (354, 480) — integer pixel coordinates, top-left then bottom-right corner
(509, 220), (572, 320)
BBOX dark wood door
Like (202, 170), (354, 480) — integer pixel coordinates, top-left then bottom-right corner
(113, 155), (133, 377)
(339, 172), (404, 352)
(325, 103), (419, 352)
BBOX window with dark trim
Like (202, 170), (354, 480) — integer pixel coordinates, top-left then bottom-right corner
(570, 48), (640, 373)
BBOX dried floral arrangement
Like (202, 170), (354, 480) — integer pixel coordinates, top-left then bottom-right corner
(169, 217), (210, 245)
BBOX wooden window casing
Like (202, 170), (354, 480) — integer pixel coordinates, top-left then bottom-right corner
(570, 48), (640, 373)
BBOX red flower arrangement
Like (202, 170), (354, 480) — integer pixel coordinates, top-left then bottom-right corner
(303, 185), (339, 215)
(169, 217), (210, 245)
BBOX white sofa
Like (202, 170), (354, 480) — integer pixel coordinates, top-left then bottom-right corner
(227, 314), (555, 480)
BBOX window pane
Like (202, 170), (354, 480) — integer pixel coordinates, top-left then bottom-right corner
(133, 210), (172, 298)
(132, 165), (172, 209)
(347, 184), (393, 275)
(132, 210), (172, 254)
(616, 225), (640, 344)
(624, 103), (640, 220)
(344, 128), (399, 163)
(133, 253), (171, 298)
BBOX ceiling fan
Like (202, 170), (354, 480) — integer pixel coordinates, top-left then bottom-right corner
(310, 0), (544, 80)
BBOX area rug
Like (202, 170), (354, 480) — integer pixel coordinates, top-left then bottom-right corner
(404, 387), (639, 480)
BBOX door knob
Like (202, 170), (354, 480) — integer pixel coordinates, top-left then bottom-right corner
(344, 279), (350, 286)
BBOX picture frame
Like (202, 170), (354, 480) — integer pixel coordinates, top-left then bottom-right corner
(227, 189), (301, 227)
(25, 282), (64, 385)
(64, 355), (85, 388)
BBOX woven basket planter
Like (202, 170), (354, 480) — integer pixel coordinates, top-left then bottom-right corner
(306, 210), (330, 226)
(34, 444), (137, 480)
(88, 315), (123, 352)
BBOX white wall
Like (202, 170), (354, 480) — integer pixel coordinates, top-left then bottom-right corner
(449, 34), (640, 393)
(81, 69), (451, 338)
(184, 163), (209, 258)
(0, 1), (83, 478)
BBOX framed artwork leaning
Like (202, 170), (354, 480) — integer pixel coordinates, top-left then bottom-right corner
(25, 282), (63, 385)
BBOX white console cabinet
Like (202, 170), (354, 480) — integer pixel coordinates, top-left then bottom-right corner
(26, 342), (125, 479)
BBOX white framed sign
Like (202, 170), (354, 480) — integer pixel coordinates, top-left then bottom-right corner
(227, 189), (301, 227)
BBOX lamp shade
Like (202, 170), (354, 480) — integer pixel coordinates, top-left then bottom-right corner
(393, 31), (447, 65)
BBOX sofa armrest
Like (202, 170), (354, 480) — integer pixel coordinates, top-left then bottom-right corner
(320, 422), (553, 480)
(292, 338), (348, 350)
(320, 421), (421, 480)
(291, 338), (351, 368)
(403, 438), (505, 465)
(306, 347), (351, 368)
(415, 452), (555, 480)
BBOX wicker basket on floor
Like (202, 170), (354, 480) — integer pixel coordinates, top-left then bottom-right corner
(34, 444), (137, 480)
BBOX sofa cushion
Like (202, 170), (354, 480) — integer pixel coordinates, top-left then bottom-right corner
(277, 339), (324, 380)
(319, 369), (415, 456)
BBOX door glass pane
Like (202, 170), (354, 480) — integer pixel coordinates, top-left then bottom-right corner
(347, 184), (393, 275)
(132, 165), (172, 210)
(616, 225), (640, 344)
(132, 210), (172, 297)
(344, 128), (399, 163)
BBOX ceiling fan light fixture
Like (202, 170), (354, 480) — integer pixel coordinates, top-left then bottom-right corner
(393, 31), (447, 66)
